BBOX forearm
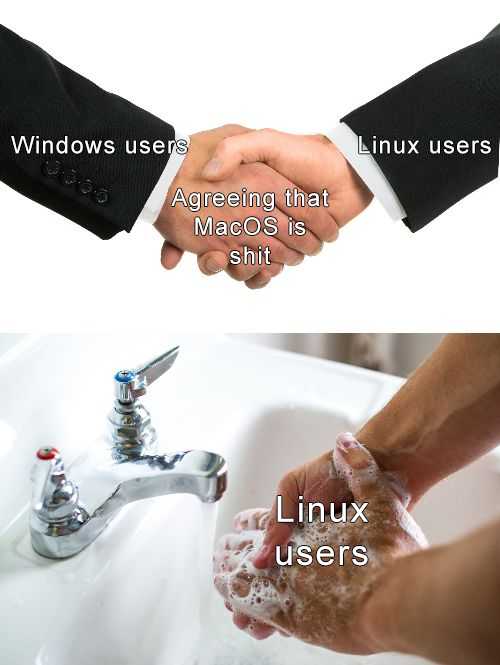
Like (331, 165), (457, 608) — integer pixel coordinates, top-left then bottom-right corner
(0, 24), (175, 238)
(357, 334), (500, 504)
(342, 34), (500, 231)
(365, 518), (500, 665)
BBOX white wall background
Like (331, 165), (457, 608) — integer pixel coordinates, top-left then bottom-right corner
(0, 1), (498, 332)
(237, 334), (444, 376)
(0, 333), (442, 376)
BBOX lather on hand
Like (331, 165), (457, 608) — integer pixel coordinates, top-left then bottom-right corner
(251, 334), (500, 570)
(216, 440), (500, 664)
(213, 433), (426, 651)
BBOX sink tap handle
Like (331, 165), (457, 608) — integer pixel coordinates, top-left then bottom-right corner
(31, 447), (81, 522)
(113, 345), (179, 403)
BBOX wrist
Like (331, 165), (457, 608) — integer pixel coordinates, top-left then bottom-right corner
(356, 395), (438, 506)
(361, 549), (434, 655)
(359, 563), (404, 654)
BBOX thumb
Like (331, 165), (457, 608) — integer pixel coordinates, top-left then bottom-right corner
(160, 241), (184, 270)
(333, 432), (401, 507)
(201, 129), (284, 181)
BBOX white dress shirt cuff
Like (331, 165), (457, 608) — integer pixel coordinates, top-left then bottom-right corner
(137, 132), (190, 225)
(327, 122), (407, 221)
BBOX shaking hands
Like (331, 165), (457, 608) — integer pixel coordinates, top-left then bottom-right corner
(155, 125), (373, 289)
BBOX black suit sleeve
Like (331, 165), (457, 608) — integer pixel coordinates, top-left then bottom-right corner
(341, 34), (500, 232)
(0, 25), (176, 239)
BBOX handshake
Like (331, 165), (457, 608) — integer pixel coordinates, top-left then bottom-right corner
(155, 125), (373, 289)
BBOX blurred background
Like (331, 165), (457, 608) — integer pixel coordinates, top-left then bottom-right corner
(0, 334), (444, 378)
(236, 334), (444, 377)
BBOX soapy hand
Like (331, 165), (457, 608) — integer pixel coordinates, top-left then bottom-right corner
(251, 432), (410, 569)
(213, 434), (427, 653)
(252, 445), (351, 569)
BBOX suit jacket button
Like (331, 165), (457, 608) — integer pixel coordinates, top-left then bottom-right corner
(42, 160), (62, 177)
(60, 169), (78, 186)
(93, 187), (110, 205)
(78, 179), (93, 195)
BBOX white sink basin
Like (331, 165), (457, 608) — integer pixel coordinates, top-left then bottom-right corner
(0, 335), (499, 665)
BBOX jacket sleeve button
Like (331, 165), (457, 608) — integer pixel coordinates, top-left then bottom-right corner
(60, 169), (78, 186)
(93, 187), (110, 205)
(77, 179), (93, 195)
(41, 160), (62, 177)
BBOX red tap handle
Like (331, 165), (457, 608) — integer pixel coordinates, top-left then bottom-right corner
(36, 447), (59, 461)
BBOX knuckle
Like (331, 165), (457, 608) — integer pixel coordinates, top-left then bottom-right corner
(313, 133), (332, 146)
(258, 127), (277, 137)
(217, 137), (233, 156)
(221, 123), (247, 134)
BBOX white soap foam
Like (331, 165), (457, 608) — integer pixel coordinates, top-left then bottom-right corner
(200, 583), (428, 665)
(212, 498), (427, 643)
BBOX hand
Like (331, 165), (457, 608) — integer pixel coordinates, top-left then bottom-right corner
(213, 433), (427, 654)
(191, 128), (372, 288)
(251, 446), (350, 569)
(156, 125), (288, 289)
(156, 125), (338, 289)
(201, 129), (373, 229)
(251, 433), (411, 570)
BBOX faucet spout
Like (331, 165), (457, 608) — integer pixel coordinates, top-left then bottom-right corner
(30, 448), (227, 559)
(111, 450), (228, 505)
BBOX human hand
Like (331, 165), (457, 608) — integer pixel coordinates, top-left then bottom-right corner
(188, 129), (372, 287)
(201, 129), (373, 229)
(156, 125), (339, 289)
(251, 446), (351, 570)
(213, 433), (427, 654)
(250, 431), (411, 570)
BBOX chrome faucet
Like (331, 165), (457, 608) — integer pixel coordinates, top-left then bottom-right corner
(30, 346), (228, 559)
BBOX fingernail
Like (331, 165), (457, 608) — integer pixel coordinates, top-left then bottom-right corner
(337, 433), (371, 469)
(206, 258), (223, 274)
(336, 432), (358, 451)
(201, 159), (221, 178)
